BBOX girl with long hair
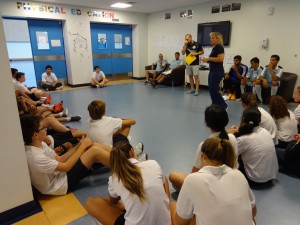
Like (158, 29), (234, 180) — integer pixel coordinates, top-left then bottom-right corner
(233, 108), (278, 187)
(269, 95), (297, 148)
(85, 142), (171, 225)
(172, 137), (256, 225)
(169, 104), (238, 190)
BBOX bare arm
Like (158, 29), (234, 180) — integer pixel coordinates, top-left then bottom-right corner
(181, 40), (188, 55)
(54, 137), (92, 172)
(268, 63), (279, 81)
(175, 213), (192, 225)
(201, 53), (224, 63)
(122, 118), (136, 126)
(190, 50), (204, 56)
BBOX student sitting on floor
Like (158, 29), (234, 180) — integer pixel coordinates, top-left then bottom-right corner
(14, 72), (47, 101)
(276, 134), (300, 177)
(292, 87), (300, 133)
(171, 137), (256, 225)
(269, 95), (297, 148)
(90, 65), (108, 88)
(20, 115), (111, 195)
(240, 92), (278, 144)
(229, 108), (278, 188)
(41, 65), (63, 91)
(85, 141), (172, 225)
(86, 100), (146, 160)
(169, 105), (238, 190)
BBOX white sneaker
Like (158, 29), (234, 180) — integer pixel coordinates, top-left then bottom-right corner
(96, 85), (100, 88)
(138, 153), (148, 162)
(222, 95), (229, 101)
(134, 142), (144, 157)
(56, 86), (63, 90)
(61, 108), (68, 117)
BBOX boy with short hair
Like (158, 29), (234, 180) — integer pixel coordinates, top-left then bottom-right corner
(42, 65), (63, 91)
(90, 66), (108, 88)
(255, 55), (283, 103)
(20, 115), (110, 195)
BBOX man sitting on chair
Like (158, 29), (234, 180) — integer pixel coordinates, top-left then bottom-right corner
(150, 52), (184, 88)
(144, 53), (167, 84)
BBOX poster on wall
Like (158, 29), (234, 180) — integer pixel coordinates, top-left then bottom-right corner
(36, 31), (49, 50)
(222, 4), (231, 12)
(125, 37), (131, 46)
(165, 13), (171, 20)
(51, 40), (61, 47)
(231, 3), (241, 11)
(114, 34), (122, 49)
(187, 10), (193, 18)
(180, 10), (187, 18)
(212, 5), (220, 13)
(97, 33), (107, 49)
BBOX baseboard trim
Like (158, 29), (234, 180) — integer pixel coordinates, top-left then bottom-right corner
(0, 200), (42, 225)
(132, 77), (145, 80)
(67, 83), (90, 88)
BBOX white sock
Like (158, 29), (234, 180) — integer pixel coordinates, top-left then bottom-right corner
(252, 86), (256, 95)
(59, 112), (63, 117)
(240, 85), (245, 94)
(66, 117), (71, 122)
(255, 85), (262, 100)
(271, 86), (278, 96)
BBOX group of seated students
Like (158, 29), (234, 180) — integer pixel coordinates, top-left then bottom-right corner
(144, 52), (185, 88)
(223, 54), (282, 102)
(17, 69), (300, 224)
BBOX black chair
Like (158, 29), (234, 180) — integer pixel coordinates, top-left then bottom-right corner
(277, 72), (298, 102)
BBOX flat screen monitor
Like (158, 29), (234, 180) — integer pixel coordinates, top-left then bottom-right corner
(197, 21), (231, 46)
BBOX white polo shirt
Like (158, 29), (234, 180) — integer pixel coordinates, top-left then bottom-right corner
(25, 142), (67, 195)
(42, 72), (58, 84)
(92, 71), (106, 81)
(237, 127), (278, 182)
(275, 110), (298, 142)
(14, 81), (29, 93)
(258, 107), (278, 144)
(176, 165), (255, 225)
(194, 133), (238, 169)
(86, 116), (122, 146)
(108, 159), (172, 225)
(293, 105), (300, 122)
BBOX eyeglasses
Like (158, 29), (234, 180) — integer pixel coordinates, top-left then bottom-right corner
(35, 126), (47, 133)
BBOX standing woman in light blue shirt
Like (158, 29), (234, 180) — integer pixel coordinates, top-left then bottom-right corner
(201, 32), (227, 109)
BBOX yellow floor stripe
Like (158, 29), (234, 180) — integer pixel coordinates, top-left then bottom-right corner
(38, 193), (87, 225)
(13, 212), (50, 225)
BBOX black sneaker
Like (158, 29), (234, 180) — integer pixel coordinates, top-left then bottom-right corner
(150, 79), (156, 88)
(70, 115), (81, 121)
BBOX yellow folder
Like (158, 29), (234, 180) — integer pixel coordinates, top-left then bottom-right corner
(184, 53), (197, 65)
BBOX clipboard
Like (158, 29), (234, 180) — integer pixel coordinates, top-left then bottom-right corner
(184, 53), (196, 65)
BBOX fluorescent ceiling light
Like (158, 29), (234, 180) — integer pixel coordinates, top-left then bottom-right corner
(111, 3), (132, 8)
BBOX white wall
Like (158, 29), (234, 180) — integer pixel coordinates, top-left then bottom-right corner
(0, 1), (148, 84)
(148, 0), (300, 87)
(0, 15), (33, 214)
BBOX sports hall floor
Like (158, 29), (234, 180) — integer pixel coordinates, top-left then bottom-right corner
(14, 81), (300, 225)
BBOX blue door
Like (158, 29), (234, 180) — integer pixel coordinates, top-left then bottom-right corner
(28, 20), (67, 84)
(90, 23), (132, 78)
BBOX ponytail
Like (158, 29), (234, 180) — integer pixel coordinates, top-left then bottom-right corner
(219, 129), (229, 140)
(235, 108), (261, 138)
(201, 137), (236, 168)
(110, 142), (146, 202)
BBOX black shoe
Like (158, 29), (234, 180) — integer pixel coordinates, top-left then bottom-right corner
(150, 80), (156, 88)
(70, 115), (81, 121)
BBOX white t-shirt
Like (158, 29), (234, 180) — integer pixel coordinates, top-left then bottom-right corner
(237, 127), (278, 183)
(194, 133), (238, 169)
(92, 71), (106, 81)
(258, 107), (278, 144)
(42, 72), (58, 84)
(25, 142), (67, 195)
(176, 165), (255, 225)
(14, 81), (29, 93)
(86, 116), (122, 146)
(108, 158), (171, 225)
(293, 105), (300, 122)
(275, 110), (297, 142)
